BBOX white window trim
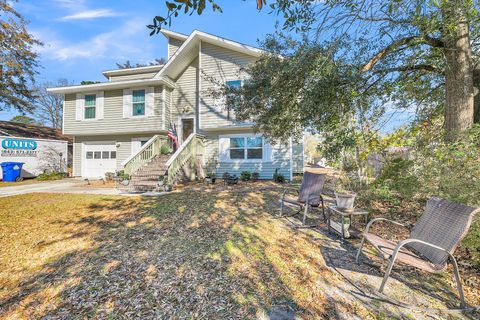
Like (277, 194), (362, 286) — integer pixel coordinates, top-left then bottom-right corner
(123, 87), (155, 119)
(219, 133), (266, 163)
(82, 92), (100, 121)
(214, 78), (243, 113)
(131, 88), (146, 117)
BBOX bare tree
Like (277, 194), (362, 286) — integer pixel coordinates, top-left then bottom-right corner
(32, 79), (71, 129)
(116, 57), (167, 69)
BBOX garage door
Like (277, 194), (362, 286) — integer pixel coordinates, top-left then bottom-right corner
(83, 143), (117, 178)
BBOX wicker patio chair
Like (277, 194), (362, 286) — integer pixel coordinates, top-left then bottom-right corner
(356, 197), (480, 308)
(279, 172), (329, 226)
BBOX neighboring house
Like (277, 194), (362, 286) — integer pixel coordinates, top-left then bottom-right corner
(48, 29), (303, 189)
(0, 121), (72, 179)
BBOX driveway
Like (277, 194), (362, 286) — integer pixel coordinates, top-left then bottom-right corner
(0, 178), (126, 197)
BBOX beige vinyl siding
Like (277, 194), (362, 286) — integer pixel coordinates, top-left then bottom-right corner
(199, 42), (256, 130)
(168, 38), (185, 59)
(72, 133), (163, 176)
(64, 86), (165, 135)
(292, 141), (304, 173)
(171, 57), (198, 125)
(203, 131), (291, 180)
(164, 88), (172, 129)
(109, 72), (158, 82)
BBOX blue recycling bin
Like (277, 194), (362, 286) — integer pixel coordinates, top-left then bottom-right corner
(1, 162), (24, 182)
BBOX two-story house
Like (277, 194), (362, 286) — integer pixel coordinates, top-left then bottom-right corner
(48, 29), (303, 190)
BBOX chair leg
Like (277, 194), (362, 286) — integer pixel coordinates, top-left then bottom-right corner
(450, 256), (466, 308)
(302, 204), (309, 225)
(379, 253), (399, 293)
(355, 236), (365, 262)
(321, 198), (326, 222)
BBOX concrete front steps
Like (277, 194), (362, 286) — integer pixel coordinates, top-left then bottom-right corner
(119, 154), (170, 193)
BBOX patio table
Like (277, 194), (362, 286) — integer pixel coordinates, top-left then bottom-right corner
(327, 205), (369, 239)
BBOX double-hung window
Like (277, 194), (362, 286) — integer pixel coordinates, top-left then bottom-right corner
(229, 136), (263, 160)
(225, 80), (241, 120)
(84, 94), (96, 119)
(132, 90), (146, 116)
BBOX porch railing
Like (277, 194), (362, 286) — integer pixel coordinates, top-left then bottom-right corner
(165, 133), (205, 185)
(123, 135), (167, 176)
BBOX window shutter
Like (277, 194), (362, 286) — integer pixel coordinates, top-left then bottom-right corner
(96, 91), (104, 119)
(218, 137), (230, 161)
(75, 93), (84, 120)
(123, 89), (132, 118)
(263, 138), (274, 161)
(145, 87), (155, 116)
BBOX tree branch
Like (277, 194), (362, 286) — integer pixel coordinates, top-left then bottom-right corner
(373, 64), (444, 75)
(362, 36), (445, 72)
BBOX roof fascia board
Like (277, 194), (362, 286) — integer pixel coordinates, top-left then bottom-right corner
(196, 31), (264, 57)
(102, 65), (163, 78)
(160, 29), (189, 41)
(154, 31), (198, 78)
(47, 77), (173, 94)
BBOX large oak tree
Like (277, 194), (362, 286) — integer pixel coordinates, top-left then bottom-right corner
(151, 0), (480, 134)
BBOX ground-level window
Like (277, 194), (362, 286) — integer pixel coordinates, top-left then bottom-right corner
(229, 136), (263, 160)
(84, 94), (96, 119)
(132, 90), (145, 116)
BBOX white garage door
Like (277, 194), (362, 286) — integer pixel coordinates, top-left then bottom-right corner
(83, 143), (117, 178)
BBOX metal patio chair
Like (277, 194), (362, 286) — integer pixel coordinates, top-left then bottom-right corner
(356, 197), (480, 308)
(279, 172), (329, 226)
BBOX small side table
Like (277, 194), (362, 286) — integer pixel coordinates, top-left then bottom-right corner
(327, 205), (369, 239)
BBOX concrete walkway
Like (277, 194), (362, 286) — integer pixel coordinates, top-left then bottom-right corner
(0, 179), (132, 198)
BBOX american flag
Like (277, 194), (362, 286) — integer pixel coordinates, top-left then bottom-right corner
(167, 123), (179, 150)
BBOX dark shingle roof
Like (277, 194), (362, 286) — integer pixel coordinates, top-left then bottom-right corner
(0, 121), (72, 143)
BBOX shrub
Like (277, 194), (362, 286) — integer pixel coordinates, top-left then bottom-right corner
(251, 172), (260, 181)
(160, 144), (172, 155)
(273, 168), (285, 183)
(36, 172), (67, 181)
(371, 124), (480, 267)
(117, 170), (130, 180)
(240, 171), (251, 181)
(374, 157), (418, 198)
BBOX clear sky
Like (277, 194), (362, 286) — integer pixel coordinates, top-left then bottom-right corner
(2, 0), (279, 120)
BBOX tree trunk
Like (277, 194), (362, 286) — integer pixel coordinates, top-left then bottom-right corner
(442, 2), (474, 134)
(474, 67), (480, 123)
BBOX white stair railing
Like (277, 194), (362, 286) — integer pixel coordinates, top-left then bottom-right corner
(123, 135), (167, 176)
(165, 133), (205, 185)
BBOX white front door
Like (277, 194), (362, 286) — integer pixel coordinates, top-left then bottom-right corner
(83, 143), (117, 178)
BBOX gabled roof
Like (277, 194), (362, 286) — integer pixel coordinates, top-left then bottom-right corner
(0, 121), (72, 143)
(156, 29), (265, 80)
(47, 29), (265, 94)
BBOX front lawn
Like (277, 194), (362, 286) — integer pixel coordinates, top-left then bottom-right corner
(0, 190), (478, 319)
